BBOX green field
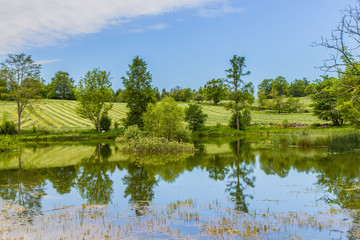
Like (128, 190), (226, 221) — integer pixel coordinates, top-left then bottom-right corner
(0, 98), (326, 131)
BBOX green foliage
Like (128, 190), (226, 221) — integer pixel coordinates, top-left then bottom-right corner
(0, 53), (42, 135)
(184, 103), (208, 131)
(122, 56), (156, 128)
(225, 55), (254, 130)
(100, 112), (112, 131)
(0, 112), (16, 135)
(143, 97), (188, 141)
(229, 112), (245, 130)
(336, 64), (360, 126)
(47, 71), (76, 100)
(0, 136), (21, 151)
(281, 119), (289, 128)
(204, 78), (227, 105)
(113, 120), (120, 130)
(310, 76), (343, 126)
(121, 137), (195, 153)
(258, 79), (273, 98)
(170, 86), (192, 102)
(75, 68), (113, 132)
(272, 76), (289, 96)
(283, 96), (304, 113)
(289, 78), (309, 97)
(193, 93), (205, 103)
(121, 125), (143, 140)
(242, 109), (252, 125)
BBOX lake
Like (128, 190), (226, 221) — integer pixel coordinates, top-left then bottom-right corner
(0, 138), (359, 239)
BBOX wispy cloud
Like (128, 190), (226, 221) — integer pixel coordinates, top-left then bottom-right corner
(34, 59), (63, 65)
(130, 23), (169, 33)
(198, 3), (244, 18)
(0, 0), (221, 54)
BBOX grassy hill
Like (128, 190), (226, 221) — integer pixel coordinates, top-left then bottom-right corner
(0, 97), (325, 131)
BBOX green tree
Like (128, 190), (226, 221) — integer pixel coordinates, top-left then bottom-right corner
(336, 64), (360, 126)
(76, 68), (113, 132)
(184, 103), (208, 131)
(203, 78), (227, 105)
(225, 55), (254, 130)
(122, 56), (155, 128)
(170, 86), (192, 102)
(143, 97), (186, 140)
(0, 53), (42, 135)
(257, 78), (273, 99)
(47, 71), (76, 100)
(289, 78), (309, 97)
(272, 76), (289, 96)
(310, 76), (343, 126)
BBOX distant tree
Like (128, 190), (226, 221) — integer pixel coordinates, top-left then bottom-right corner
(170, 86), (192, 102)
(257, 79), (273, 99)
(257, 88), (267, 110)
(203, 78), (227, 105)
(269, 89), (285, 113)
(0, 53), (42, 135)
(122, 56), (156, 129)
(193, 93), (205, 103)
(272, 76), (289, 96)
(47, 71), (76, 100)
(225, 55), (254, 130)
(143, 97), (186, 140)
(283, 96), (304, 113)
(76, 68), (113, 132)
(184, 103), (208, 131)
(289, 78), (309, 97)
(310, 76), (343, 126)
(160, 88), (169, 99)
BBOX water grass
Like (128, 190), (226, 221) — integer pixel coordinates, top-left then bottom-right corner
(0, 199), (354, 239)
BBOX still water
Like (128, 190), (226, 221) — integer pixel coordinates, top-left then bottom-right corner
(1, 138), (360, 239)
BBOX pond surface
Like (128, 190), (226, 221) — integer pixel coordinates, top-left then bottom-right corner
(1, 138), (360, 239)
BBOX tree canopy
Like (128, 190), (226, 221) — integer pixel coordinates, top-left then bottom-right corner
(76, 68), (113, 132)
(122, 56), (156, 129)
(0, 53), (42, 135)
(47, 71), (76, 100)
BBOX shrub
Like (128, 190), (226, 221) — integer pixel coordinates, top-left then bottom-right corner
(281, 119), (289, 128)
(100, 113), (112, 131)
(174, 126), (192, 142)
(121, 137), (195, 153)
(184, 103), (208, 131)
(0, 136), (22, 151)
(229, 112), (245, 130)
(122, 125), (143, 140)
(0, 112), (17, 135)
(113, 120), (120, 130)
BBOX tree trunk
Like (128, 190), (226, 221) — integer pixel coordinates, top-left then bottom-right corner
(17, 101), (21, 135)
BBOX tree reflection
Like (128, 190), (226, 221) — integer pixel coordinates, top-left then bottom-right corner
(225, 140), (256, 213)
(76, 144), (114, 205)
(122, 162), (158, 216)
(0, 156), (46, 218)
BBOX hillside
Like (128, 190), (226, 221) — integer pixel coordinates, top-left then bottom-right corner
(0, 97), (325, 131)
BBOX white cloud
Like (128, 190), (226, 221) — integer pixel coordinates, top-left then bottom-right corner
(198, 3), (244, 18)
(0, 0), (222, 54)
(34, 59), (63, 65)
(130, 23), (169, 33)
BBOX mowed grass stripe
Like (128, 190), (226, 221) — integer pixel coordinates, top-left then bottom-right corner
(27, 108), (57, 128)
(49, 101), (93, 127)
(40, 103), (89, 128)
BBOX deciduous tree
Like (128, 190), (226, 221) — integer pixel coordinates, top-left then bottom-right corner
(122, 56), (155, 128)
(0, 53), (42, 135)
(76, 68), (113, 132)
(47, 71), (76, 100)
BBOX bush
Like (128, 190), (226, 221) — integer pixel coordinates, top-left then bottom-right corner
(184, 103), (208, 131)
(174, 126), (192, 142)
(0, 112), (17, 135)
(100, 113), (112, 131)
(113, 120), (120, 130)
(121, 137), (195, 153)
(242, 109), (252, 125)
(229, 112), (246, 130)
(0, 136), (22, 151)
(281, 119), (289, 128)
(122, 125), (143, 140)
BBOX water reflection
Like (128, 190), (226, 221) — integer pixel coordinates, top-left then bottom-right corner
(0, 140), (359, 219)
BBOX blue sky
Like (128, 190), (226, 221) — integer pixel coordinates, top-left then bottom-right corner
(0, 0), (356, 92)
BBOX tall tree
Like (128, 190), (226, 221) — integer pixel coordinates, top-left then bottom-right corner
(289, 78), (309, 97)
(0, 53), (42, 135)
(122, 56), (155, 128)
(203, 78), (227, 105)
(47, 71), (76, 100)
(315, 1), (360, 126)
(272, 76), (289, 96)
(225, 55), (253, 130)
(76, 68), (113, 132)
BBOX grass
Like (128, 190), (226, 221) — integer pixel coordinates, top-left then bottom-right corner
(0, 97), (326, 132)
(0, 199), (353, 239)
